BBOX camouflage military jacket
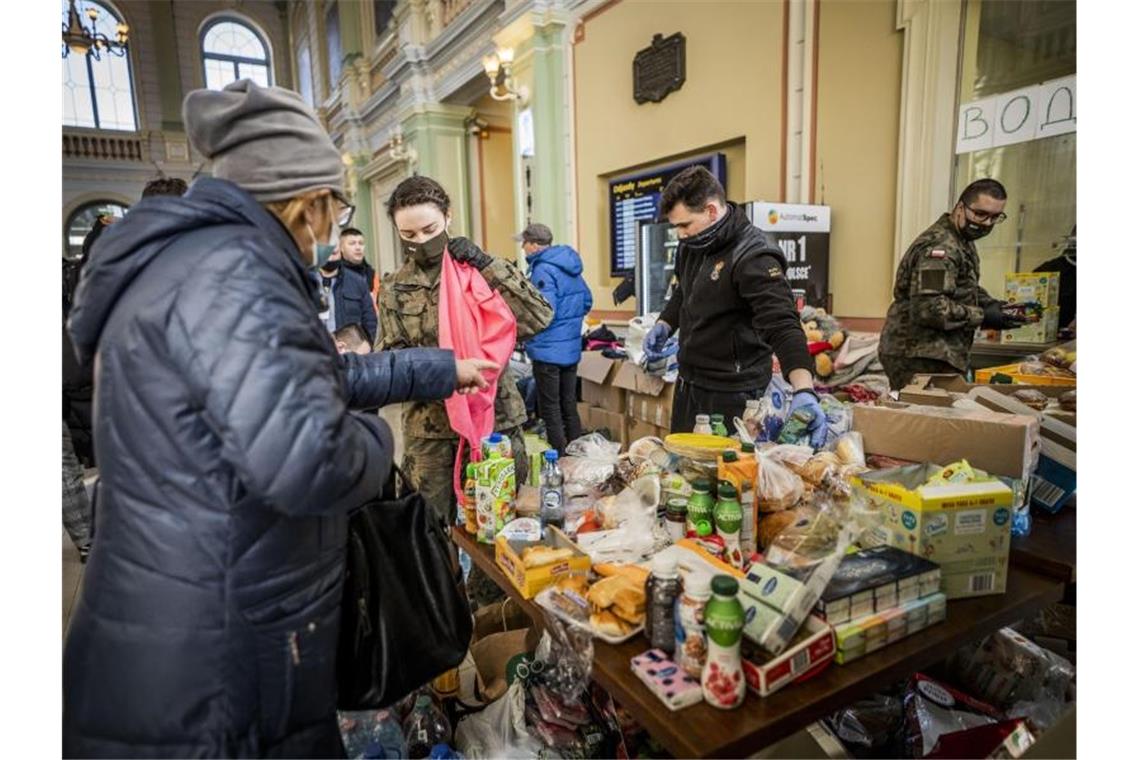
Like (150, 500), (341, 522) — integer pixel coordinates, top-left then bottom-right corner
(379, 255), (554, 439)
(880, 214), (1000, 370)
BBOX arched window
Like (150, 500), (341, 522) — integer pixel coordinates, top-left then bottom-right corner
(61, 0), (138, 131)
(65, 201), (129, 259)
(201, 18), (272, 90)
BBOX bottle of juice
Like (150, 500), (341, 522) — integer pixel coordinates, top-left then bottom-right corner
(718, 449), (756, 557)
(685, 478), (715, 537)
(710, 414), (728, 437)
(701, 575), (746, 709)
(693, 414), (713, 435)
(463, 463), (478, 535)
(714, 482), (744, 569)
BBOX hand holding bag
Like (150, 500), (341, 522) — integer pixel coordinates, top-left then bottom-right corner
(336, 466), (473, 709)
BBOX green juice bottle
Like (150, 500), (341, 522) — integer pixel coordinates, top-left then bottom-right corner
(701, 575), (746, 709)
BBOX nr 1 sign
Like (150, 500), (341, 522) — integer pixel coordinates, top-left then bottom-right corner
(746, 202), (831, 309)
(956, 75), (1075, 154)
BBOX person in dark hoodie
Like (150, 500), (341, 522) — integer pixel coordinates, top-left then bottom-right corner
(62, 80), (496, 759)
(338, 226), (381, 311)
(520, 223), (594, 452)
(644, 166), (826, 443)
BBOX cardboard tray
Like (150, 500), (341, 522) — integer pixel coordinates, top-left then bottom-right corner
(495, 527), (592, 599)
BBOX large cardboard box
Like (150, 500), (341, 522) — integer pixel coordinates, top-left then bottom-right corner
(1002, 307), (1060, 344)
(576, 402), (592, 429)
(578, 352), (625, 412)
(852, 403), (1039, 481)
(854, 466), (1014, 599)
(629, 419), (670, 442)
(613, 362), (676, 429)
(1005, 272), (1060, 309)
(899, 374), (1073, 408)
(588, 406), (628, 447)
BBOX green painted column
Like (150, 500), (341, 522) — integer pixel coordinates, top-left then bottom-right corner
(149, 1), (184, 131)
(400, 104), (476, 236)
(509, 16), (573, 246)
(348, 155), (375, 246)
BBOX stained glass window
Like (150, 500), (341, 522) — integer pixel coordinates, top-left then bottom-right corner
(61, 0), (138, 131)
(201, 18), (272, 91)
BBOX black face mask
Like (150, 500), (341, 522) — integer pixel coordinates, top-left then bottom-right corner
(402, 230), (448, 268)
(681, 212), (728, 252)
(320, 258), (342, 274)
(960, 220), (994, 241)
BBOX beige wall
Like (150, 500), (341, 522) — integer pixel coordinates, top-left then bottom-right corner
(814, 0), (904, 318)
(479, 127), (520, 260)
(573, 0), (784, 305)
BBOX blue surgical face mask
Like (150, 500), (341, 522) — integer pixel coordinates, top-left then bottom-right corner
(315, 218), (340, 268)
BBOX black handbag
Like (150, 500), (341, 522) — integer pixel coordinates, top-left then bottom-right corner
(336, 466), (473, 709)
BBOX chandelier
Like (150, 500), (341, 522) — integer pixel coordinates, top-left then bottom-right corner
(61, 0), (129, 60)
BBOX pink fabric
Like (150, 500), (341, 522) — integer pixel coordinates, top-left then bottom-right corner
(437, 250), (518, 500)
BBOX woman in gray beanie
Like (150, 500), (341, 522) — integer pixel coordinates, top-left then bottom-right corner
(63, 80), (495, 758)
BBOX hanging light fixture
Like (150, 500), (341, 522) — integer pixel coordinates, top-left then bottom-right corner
(62, 0), (130, 60)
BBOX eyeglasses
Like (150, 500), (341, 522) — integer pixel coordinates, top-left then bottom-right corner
(964, 205), (1007, 224)
(331, 191), (355, 227)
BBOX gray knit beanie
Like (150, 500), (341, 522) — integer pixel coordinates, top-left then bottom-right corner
(182, 79), (344, 202)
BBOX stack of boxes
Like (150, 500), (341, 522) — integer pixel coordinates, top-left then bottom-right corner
(813, 546), (947, 664)
(1002, 272), (1060, 344)
(577, 352), (677, 446)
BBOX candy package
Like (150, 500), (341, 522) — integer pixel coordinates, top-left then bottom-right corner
(903, 673), (1006, 758)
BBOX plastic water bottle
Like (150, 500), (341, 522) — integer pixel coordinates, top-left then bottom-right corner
(539, 449), (565, 532)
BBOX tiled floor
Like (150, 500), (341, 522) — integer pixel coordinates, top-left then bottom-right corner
(62, 406), (406, 643)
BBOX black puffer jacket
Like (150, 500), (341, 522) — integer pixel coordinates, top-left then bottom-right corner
(63, 178), (457, 758)
(659, 202), (813, 391)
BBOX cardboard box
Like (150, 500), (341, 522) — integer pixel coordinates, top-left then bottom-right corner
(974, 361), (1076, 386)
(901, 374), (1073, 408)
(853, 402), (1039, 481)
(495, 527), (592, 599)
(834, 592), (948, 664)
(741, 616), (835, 697)
(578, 352), (625, 412)
(587, 406), (628, 448)
(854, 466), (1013, 599)
(628, 419), (669, 442)
(1002, 307), (1060, 344)
(613, 362), (676, 428)
(815, 546), (941, 625)
(576, 402), (593, 429)
(1005, 272), (1060, 309)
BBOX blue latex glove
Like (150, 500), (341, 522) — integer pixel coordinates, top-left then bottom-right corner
(645, 321), (672, 354)
(790, 389), (828, 449)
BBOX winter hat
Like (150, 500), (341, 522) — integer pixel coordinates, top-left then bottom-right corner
(182, 79), (344, 202)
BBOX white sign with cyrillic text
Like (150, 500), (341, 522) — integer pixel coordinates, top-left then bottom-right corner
(956, 76), (1076, 154)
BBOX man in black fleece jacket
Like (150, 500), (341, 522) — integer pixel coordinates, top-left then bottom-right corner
(646, 166), (826, 443)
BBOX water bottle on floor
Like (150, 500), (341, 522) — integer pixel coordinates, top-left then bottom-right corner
(539, 449), (565, 532)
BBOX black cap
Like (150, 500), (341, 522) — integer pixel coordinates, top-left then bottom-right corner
(514, 222), (553, 245)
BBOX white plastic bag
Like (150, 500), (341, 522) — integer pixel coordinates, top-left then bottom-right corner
(454, 680), (543, 759)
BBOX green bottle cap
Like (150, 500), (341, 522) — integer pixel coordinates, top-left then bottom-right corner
(711, 414), (724, 422)
(692, 478), (712, 493)
(718, 481), (738, 499)
(695, 519), (713, 537)
(741, 442), (756, 454)
(711, 575), (739, 597)
(722, 449), (738, 462)
(466, 463), (477, 478)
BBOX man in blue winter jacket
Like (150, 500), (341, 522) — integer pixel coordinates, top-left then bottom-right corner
(520, 223), (594, 453)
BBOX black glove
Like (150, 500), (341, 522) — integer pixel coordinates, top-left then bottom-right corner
(448, 236), (494, 271)
(982, 302), (1028, 330)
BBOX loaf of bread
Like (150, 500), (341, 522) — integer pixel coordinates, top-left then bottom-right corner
(586, 574), (638, 610)
(593, 562), (650, 586)
(521, 545), (575, 569)
(590, 610), (632, 638)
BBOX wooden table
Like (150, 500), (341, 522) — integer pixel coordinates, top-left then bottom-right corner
(1011, 506), (1077, 584)
(453, 531), (1066, 758)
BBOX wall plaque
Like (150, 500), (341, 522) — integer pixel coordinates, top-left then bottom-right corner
(633, 32), (686, 104)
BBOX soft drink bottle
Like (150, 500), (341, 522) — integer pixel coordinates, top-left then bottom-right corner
(539, 449), (565, 532)
(403, 695), (451, 759)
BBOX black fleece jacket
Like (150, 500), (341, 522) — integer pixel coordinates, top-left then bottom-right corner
(659, 202), (813, 391)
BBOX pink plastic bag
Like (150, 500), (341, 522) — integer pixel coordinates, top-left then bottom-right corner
(437, 250), (518, 500)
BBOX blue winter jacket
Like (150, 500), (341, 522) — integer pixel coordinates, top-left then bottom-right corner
(63, 177), (457, 758)
(322, 264), (378, 343)
(524, 245), (593, 366)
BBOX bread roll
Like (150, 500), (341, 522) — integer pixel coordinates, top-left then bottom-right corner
(586, 575), (636, 609)
(611, 586), (646, 618)
(593, 563), (650, 586)
(760, 510), (799, 550)
(611, 604), (645, 626)
(590, 610), (627, 638)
